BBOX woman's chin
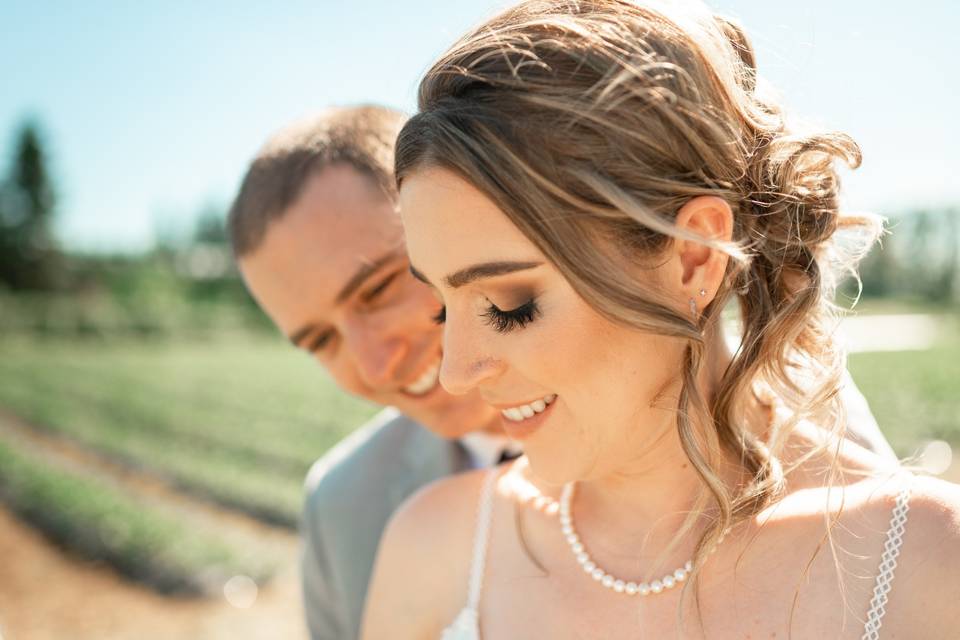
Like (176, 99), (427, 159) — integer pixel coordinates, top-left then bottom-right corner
(523, 452), (583, 488)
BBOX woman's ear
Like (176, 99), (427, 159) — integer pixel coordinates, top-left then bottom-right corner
(672, 195), (733, 309)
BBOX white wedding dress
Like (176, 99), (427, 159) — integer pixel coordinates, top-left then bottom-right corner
(440, 467), (912, 640)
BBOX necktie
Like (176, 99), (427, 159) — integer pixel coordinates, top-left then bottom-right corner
(497, 449), (522, 465)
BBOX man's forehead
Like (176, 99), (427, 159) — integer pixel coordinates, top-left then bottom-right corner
(272, 170), (404, 262)
(290, 170), (401, 236)
(240, 212), (405, 321)
(292, 170), (409, 298)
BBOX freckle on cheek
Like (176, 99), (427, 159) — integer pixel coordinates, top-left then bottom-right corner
(469, 358), (497, 377)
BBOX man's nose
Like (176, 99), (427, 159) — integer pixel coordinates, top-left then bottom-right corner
(343, 322), (408, 390)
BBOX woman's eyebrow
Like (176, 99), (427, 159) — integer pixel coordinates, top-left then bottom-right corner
(409, 260), (542, 288)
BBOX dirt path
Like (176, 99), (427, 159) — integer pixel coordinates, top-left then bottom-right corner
(0, 505), (307, 640)
(0, 414), (309, 640)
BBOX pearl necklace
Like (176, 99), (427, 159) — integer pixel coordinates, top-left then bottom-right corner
(559, 482), (730, 596)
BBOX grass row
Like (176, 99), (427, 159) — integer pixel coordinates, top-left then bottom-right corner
(0, 335), (378, 526)
(0, 436), (275, 595)
(3, 305), (948, 600)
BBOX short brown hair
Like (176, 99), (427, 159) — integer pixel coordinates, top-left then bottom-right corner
(228, 104), (407, 256)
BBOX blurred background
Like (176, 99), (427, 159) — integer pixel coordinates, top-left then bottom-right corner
(0, 1), (957, 638)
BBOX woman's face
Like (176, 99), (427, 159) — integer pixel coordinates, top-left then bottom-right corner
(400, 167), (689, 485)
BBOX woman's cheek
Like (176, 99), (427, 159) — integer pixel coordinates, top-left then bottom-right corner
(532, 303), (608, 393)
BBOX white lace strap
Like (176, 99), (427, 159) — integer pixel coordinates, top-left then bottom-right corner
(465, 468), (499, 611)
(861, 478), (913, 640)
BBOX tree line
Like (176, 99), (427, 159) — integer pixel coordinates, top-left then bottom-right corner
(0, 118), (955, 338)
(0, 121), (62, 291)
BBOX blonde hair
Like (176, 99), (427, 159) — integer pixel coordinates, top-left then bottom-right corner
(395, 0), (882, 631)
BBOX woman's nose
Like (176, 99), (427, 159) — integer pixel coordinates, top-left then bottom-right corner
(437, 313), (502, 395)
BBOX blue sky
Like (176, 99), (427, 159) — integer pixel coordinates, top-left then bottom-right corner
(2, 0), (957, 252)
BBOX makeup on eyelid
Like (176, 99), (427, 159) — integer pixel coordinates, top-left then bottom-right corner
(482, 298), (540, 333)
(432, 292), (543, 334)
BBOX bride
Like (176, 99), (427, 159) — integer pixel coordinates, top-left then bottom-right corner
(361, 1), (960, 638)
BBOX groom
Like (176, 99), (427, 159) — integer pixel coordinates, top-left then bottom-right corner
(228, 105), (895, 640)
(229, 105), (511, 640)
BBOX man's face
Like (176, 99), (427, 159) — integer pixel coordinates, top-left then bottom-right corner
(239, 164), (499, 439)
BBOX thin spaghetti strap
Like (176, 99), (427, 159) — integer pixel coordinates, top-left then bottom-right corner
(439, 469), (501, 640)
(466, 468), (500, 611)
(861, 474), (913, 640)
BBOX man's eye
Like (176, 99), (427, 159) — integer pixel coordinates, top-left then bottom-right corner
(363, 271), (400, 303)
(309, 330), (334, 353)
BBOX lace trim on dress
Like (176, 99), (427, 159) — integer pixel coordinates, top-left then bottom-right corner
(861, 475), (913, 640)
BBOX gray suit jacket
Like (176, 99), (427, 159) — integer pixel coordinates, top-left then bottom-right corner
(300, 377), (893, 640)
(300, 408), (472, 640)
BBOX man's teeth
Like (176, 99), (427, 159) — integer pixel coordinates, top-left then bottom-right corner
(501, 394), (557, 422)
(403, 359), (441, 395)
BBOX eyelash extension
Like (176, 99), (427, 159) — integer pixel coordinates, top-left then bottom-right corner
(432, 300), (541, 333)
(482, 299), (540, 333)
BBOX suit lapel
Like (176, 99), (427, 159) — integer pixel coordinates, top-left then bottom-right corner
(388, 423), (472, 508)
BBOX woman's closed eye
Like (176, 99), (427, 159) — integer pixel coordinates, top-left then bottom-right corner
(432, 299), (541, 334)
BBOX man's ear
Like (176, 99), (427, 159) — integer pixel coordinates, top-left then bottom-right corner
(671, 195), (733, 309)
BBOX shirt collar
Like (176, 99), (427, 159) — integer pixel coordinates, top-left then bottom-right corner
(459, 431), (523, 469)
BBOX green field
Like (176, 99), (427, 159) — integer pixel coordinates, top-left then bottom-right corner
(0, 334), (378, 527)
(0, 312), (956, 594)
(2, 322), (957, 471)
(848, 314), (960, 454)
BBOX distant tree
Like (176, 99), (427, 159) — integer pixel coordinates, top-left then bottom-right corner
(0, 120), (62, 290)
(932, 209), (958, 303)
(857, 239), (896, 298)
(174, 203), (233, 285)
(906, 209), (959, 303)
(851, 207), (960, 307)
(192, 203), (228, 246)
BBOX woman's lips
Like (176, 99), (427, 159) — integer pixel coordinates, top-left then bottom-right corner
(497, 394), (558, 440)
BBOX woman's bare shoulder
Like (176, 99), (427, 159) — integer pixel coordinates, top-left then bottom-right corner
(403, 466), (494, 520)
(360, 468), (492, 640)
(842, 470), (960, 534)
(850, 473), (960, 635)
(896, 475), (960, 610)
(386, 467), (496, 558)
